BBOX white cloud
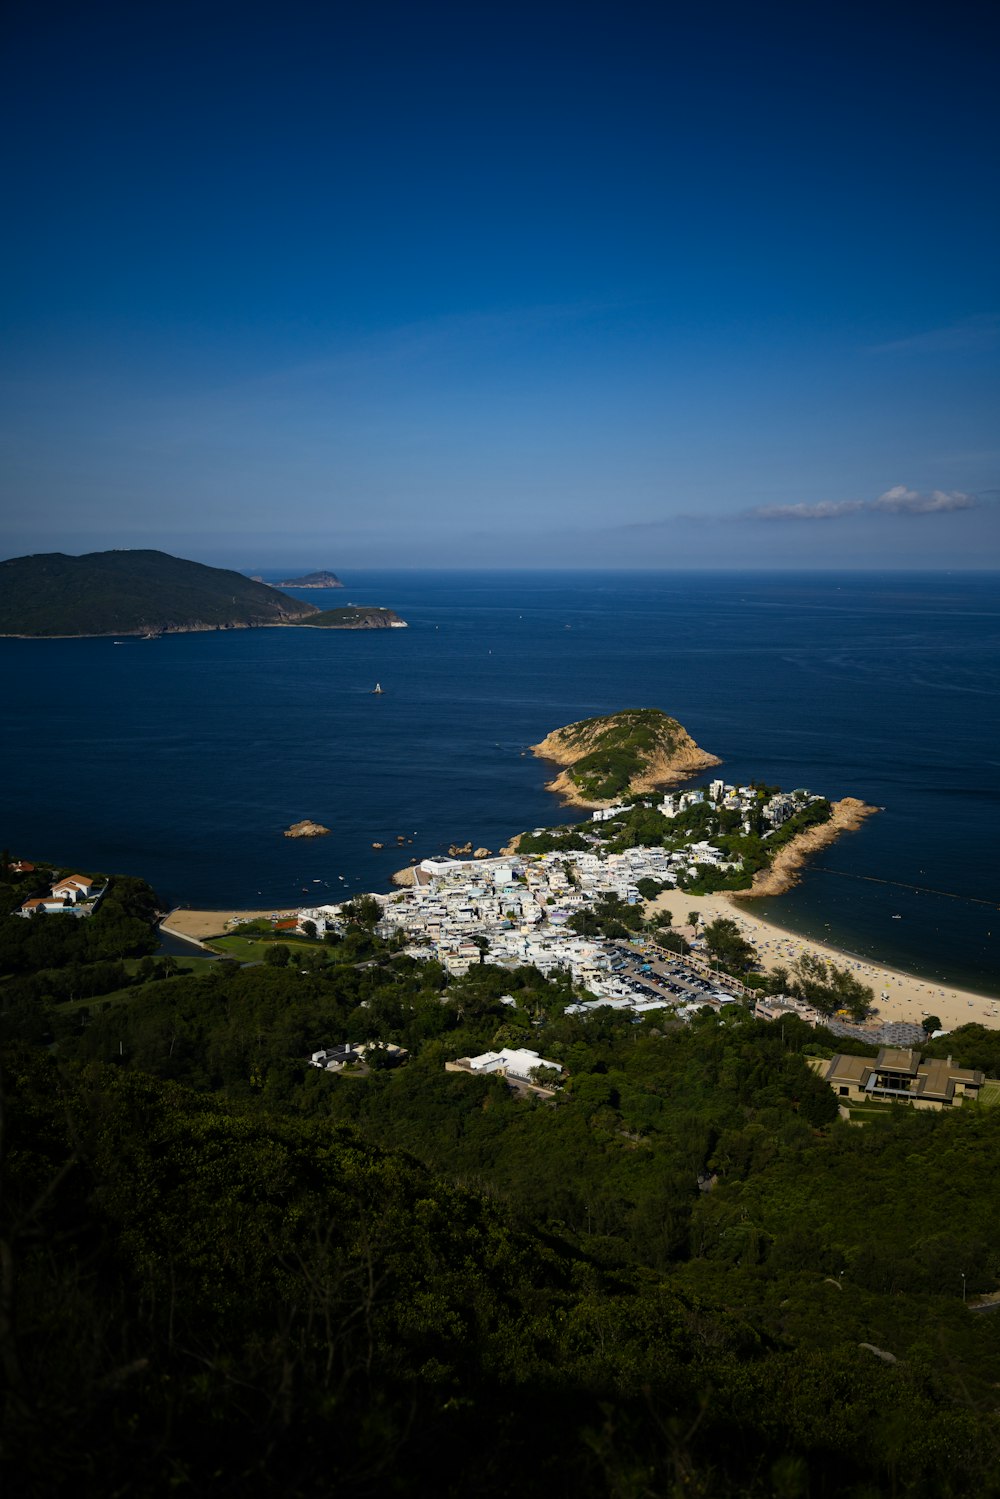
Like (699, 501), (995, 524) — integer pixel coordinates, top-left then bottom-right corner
(871, 485), (975, 514)
(747, 486), (979, 522)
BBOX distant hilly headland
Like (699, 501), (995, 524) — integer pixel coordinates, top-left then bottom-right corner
(272, 570), (344, 588)
(532, 708), (721, 806)
(0, 550), (404, 637)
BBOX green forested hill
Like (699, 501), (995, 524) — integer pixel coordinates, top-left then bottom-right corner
(0, 549), (318, 636)
(4, 872), (1000, 1496)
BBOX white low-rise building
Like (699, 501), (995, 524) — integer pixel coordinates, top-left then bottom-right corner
(465, 1047), (562, 1081)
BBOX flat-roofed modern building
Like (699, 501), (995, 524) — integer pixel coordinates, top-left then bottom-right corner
(812, 1047), (984, 1109)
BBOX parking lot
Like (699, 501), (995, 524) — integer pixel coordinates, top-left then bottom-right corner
(606, 941), (743, 1010)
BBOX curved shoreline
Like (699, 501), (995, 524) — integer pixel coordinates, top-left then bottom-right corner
(166, 796), (996, 1027)
(646, 887), (999, 1024)
(735, 797), (880, 899)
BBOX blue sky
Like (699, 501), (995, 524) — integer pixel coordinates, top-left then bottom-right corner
(2, 0), (998, 568)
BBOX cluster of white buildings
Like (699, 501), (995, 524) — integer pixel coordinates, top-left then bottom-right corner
(370, 840), (708, 1003)
(659, 779), (819, 834)
(378, 852), (609, 984)
(286, 781), (823, 1019)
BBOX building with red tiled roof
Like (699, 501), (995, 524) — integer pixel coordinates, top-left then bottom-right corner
(19, 896), (71, 916)
(51, 875), (95, 899)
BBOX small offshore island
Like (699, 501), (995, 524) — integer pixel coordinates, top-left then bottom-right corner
(272, 569), (344, 588)
(531, 708), (721, 807)
(0, 549), (406, 636)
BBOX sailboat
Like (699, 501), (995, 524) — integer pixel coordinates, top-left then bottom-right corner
(372, 682), (384, 695)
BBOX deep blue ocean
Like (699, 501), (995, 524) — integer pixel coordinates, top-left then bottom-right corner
(2, 571), (998, 993)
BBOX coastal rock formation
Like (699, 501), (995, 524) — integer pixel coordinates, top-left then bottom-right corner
(473, 847), (492, 858)
(300, 606), (407, 629)
(734, 797), (880, 897)
(284, 820), (331, 839)
(532, 708), (721, 808)
(448, 842), (474, 856)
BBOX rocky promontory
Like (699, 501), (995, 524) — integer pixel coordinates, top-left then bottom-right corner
(300, 606), (407, 629)
(734, 797), (880, 897)
(531, 708), (721, 808)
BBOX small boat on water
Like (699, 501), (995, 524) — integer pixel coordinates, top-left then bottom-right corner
(372, 682), (384, 694)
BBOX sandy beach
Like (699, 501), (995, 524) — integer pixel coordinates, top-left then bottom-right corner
(162, 907), (299, 942)
(647, 889), (999, 1032)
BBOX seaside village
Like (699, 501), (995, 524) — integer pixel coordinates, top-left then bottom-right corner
(287, 780), (839, 1036)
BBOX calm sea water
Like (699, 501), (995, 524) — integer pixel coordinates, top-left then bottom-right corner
(2, 571), (998, 993)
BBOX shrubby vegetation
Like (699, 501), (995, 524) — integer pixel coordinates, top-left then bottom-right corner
(4, 864), (1000, 1496)
(515, 793), (833, 899)
(682, 798), (833, 894)
(553, 707), (688, 801)
(514, 827), (591, 854)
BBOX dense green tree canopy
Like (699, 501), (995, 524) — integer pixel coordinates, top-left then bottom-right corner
(3, 863), (1000, 1496)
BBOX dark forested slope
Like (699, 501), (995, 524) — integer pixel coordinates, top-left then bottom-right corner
(4, 865), (1000, 1497)
(0, 549), (318, 635)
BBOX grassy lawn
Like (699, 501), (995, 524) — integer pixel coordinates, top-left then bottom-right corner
(122, 956), (213, 976)
(845, 1089), (1000, 1122)
(206, 933), (329, 962)
(54, 957), (222, 1014)
(58, 980), (161, 1014)
(845, 1101), (910, 1123)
